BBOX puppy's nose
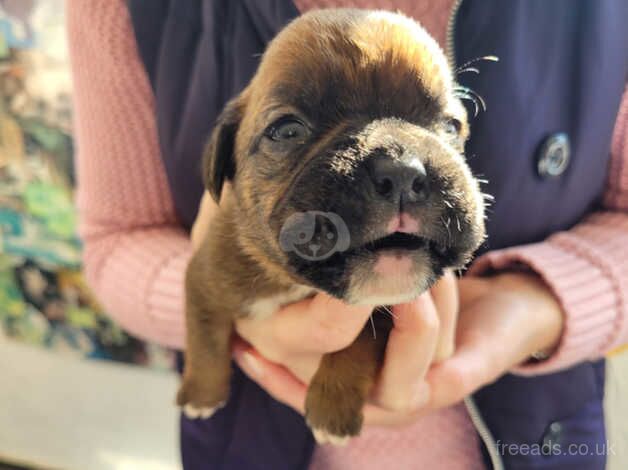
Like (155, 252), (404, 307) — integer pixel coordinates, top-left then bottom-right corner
(369, 157), (429, 204)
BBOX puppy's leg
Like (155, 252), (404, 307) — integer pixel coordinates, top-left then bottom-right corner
(305, 313), (391, 445)
(176, 286), (233, 420)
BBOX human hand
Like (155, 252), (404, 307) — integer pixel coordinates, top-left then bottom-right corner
(234, 270), (564, 427)
(233, 271), (459, 427)
(422, 272), (564, 411)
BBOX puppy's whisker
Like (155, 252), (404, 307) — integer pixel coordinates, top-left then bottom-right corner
(455, 55), (499, 75)
(369, 314), (377, 340)
(453, 90), (483, 117)
(379, 305), (398, 320)
(457, 66), (480, 75)
(440, 216), (452, 244)
(453, 85), (487, 115)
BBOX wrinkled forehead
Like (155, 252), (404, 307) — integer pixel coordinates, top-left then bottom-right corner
(250, 10), (454, 125)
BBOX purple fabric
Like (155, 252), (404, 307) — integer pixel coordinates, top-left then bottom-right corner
(474, 360), (606, 469)
(454, 0), (628, 252)
(177, 359), (314, 470)
(128, 0), (628, 468)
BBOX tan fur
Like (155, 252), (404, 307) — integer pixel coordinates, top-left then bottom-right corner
(178, 9), (486, 443)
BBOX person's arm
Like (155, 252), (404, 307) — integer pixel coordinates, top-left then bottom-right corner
(470, 85), (628, 374)
(68, 0), (191, 349)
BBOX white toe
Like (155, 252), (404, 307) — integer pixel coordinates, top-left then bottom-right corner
(182, 402), (225, 420)
(312, 428), (350, 446)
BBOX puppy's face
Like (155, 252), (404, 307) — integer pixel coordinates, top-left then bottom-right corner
(205, 10), (486, 305)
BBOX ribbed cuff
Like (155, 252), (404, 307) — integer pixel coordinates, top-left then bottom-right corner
(469, 235), (623, 376)
(85, 227), (191, 350)
(148, 240), (191, 350)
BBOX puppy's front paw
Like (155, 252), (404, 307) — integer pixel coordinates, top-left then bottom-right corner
(182, 402), (226, 420)
(311, 428), (351, 446)
(305, 376), (364, 445)
(177, 378), (228, 420)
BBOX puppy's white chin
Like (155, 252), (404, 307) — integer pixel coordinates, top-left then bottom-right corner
(345, 268), (431, 306)
(350, 289), (421, 307)
(344, 251), (434, 305)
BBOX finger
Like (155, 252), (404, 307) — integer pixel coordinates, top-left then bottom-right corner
(431, 270), (459, 362)
(269, 293), (374, 355)
(373, 293), (439, 411)
(426, 335), (503, 410)
(232, 341), (307, 414)
(457, 276), (490, 307)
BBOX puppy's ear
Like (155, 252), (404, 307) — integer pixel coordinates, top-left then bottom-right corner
(203, 97), (245, 202)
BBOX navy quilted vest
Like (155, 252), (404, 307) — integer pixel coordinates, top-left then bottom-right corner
(127, 1), (628, 468)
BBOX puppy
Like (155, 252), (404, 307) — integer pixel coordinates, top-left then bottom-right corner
(177, 9), (486, 444)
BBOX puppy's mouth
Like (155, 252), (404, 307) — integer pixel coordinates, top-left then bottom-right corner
(361, 232), (426, 252)
(357, 231), (454, 262)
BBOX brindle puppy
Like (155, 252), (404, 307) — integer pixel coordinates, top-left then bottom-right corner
(177, 9), (486, 444)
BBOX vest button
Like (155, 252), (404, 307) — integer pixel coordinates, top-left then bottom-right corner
(537, 133), (571, 178)
(541, 421), (563, 456)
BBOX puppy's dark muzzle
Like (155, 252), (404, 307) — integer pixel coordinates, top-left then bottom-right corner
(367, 155), (429, 207)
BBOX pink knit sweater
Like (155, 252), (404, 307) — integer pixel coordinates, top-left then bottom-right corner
(67, 0), (628, 468)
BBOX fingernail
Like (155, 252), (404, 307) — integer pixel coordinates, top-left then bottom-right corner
(237, 351), (264, 379)
(434, 343), (455, 363)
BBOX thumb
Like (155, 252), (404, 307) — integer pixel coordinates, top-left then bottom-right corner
(270, 292), (374, 354)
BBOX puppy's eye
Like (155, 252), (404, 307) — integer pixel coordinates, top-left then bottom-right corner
(266, 118), (308, 142)
(443, 118), (462, 135)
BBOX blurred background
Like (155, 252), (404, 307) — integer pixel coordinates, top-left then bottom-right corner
(0, 1), (179, 469)
(0, 2), (626, 470)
